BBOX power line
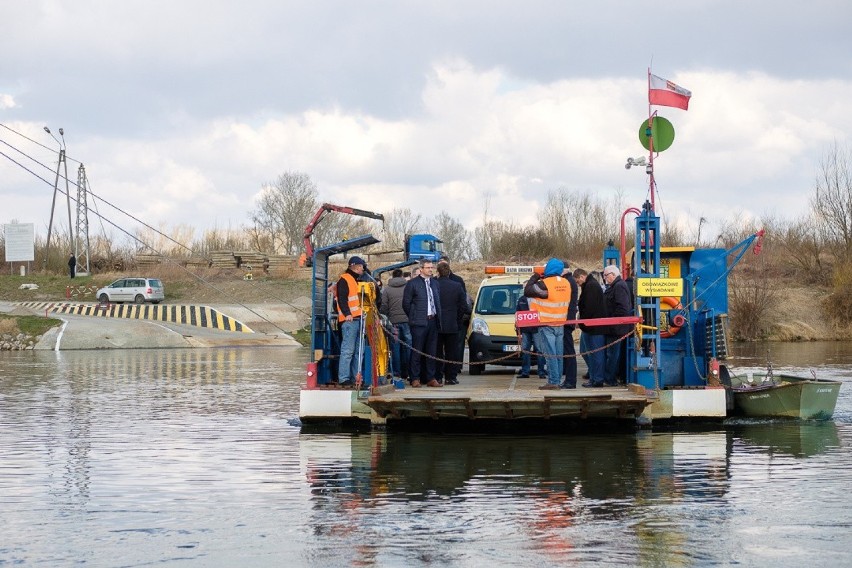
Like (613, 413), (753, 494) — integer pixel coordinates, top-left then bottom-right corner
(0, 122), (83, 165)
(0, 129), (312, 323)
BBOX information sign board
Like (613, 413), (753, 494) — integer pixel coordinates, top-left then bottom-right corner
(3, 223), (35, 262)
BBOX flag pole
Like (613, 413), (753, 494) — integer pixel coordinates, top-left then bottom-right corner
(646, 67), (656, 212)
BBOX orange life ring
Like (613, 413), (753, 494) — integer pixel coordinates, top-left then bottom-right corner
(660, 296), (684, 338)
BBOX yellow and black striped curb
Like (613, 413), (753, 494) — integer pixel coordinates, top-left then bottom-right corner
(16, 302), (254, 333)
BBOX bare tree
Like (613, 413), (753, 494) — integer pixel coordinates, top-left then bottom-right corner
(251, 172), (318, 254)
(812, 141), (852, 256)
(660, 222), (686, 247)
(491, 226), (556, 262)
(313, 215), (377, 250)
(715, 215), (764, 250)
(729, 268), (780, 340)
(540, 188), (614, 258)
(431, 211), (472, 261)
(475, 219), (517, 261)
(381, 208), (423, 250)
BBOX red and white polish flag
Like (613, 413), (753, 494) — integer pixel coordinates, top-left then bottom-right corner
(649, 74), (692, 110)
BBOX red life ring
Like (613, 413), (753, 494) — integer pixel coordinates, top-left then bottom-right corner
(660, 296), (684, 338)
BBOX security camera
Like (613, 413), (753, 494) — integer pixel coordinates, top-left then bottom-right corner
(625, 156), (646, 169)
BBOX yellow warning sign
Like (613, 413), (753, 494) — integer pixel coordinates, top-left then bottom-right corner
(636, 278), (684, 297)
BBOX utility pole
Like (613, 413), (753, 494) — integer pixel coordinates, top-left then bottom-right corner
(43, 126), (73, 271)
(75, 164), (91, 275)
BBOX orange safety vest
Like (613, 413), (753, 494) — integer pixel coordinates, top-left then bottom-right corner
(528, 275), (571, 324)
(336, 272), (363, 319)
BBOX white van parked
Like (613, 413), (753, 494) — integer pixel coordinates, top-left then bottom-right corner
(96, 278), (165, 304)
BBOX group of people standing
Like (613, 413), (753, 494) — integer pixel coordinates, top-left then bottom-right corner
(521, 259), (633, 390)
(385, 258), (470, 387)
(335, 252), (633, 390)
(336, 255), (470, 388)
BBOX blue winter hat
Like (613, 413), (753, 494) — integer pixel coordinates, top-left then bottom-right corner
(543, 258), (564, 277)
(348, 256), (367, 267)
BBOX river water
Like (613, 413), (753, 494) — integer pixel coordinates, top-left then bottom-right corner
(1, 342), (851, 567)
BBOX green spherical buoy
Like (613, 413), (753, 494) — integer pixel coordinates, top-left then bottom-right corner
(639, 116), (675, 152)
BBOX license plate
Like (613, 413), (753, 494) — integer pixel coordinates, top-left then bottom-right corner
(503, 344), (520, 352)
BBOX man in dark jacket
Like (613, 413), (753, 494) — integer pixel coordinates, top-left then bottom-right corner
(403, 260), (443, 387)
(439, 255), (470, 375)
(380, 269), (412, 380)
(435, 261), (468, 385)
(574, 268), (607, 387)
(602, 264), (633, 386)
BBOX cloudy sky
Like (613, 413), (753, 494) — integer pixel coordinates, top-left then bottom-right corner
(2, 0), (851, 250)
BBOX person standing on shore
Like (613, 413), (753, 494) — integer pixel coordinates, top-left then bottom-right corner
(68, 253), (76, 279)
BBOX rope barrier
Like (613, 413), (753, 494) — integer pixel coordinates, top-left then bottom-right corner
(374, 317), (636, 367)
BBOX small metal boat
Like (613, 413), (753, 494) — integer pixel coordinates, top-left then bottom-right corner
(729, 370), (841, 420)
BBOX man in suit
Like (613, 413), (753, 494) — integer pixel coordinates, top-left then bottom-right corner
(402, 260), (442, 388)
(403, 259), (443, 387)
(435, 261), (468, 385)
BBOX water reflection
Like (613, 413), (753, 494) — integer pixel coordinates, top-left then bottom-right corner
(0, 348), (311, 566)
(731, 421), (841, 458)
(300, 430), (735, 564)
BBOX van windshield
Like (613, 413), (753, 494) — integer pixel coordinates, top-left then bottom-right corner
(475, 285), (522, 315)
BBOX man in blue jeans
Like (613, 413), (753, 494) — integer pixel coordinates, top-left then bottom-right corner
(524, 258), (571, 390)
(515, 295), (546, 378)
(336, 256), (368, 387)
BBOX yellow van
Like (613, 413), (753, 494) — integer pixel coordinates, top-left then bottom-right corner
(467, 267), (540, 375)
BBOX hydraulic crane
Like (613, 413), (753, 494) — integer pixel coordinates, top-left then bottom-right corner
(302, 203), (385, 268)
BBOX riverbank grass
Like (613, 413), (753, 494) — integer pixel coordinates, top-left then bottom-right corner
(0, 313), (63, 336)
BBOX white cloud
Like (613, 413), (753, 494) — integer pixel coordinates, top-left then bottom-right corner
(2, 1), (851, 254)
